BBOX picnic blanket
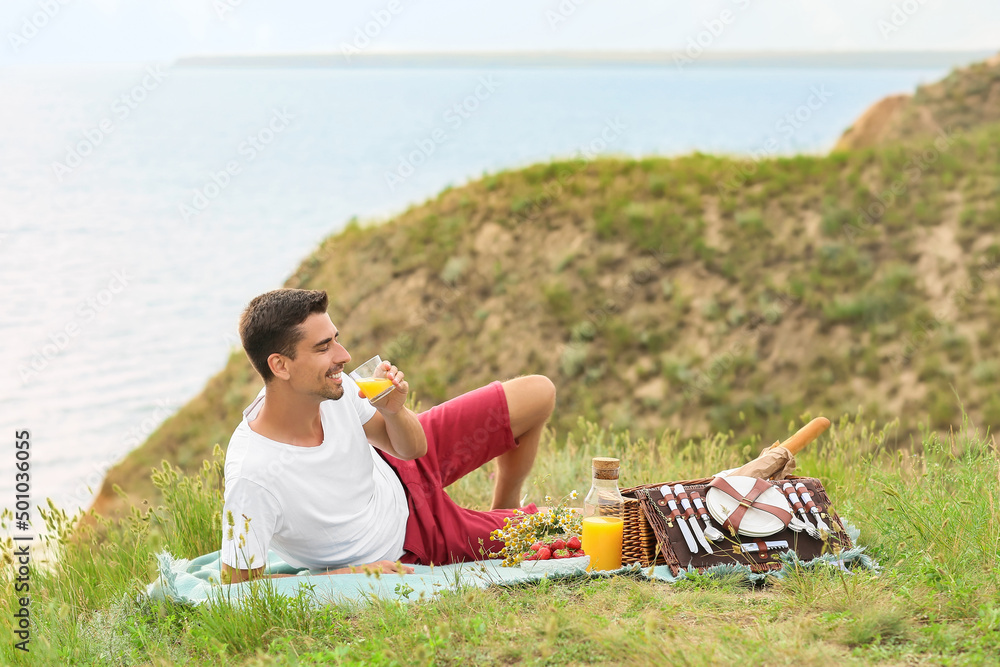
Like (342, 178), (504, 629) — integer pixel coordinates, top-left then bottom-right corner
(147, 539), (877, 608)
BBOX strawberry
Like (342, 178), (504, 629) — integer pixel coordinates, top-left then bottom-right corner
(553, 548), (571, 559)
(523, 554), (537, 562)
(572, 549), (585, 557)
(537, 547), (552, 560)
(530, 542), (543, 552)
(567, 536), (582, 550)
(551, 538), (566, 551)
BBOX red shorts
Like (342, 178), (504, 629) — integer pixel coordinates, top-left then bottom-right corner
(377, 381), (537, 565)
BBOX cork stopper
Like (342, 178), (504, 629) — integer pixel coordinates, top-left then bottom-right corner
(592, 456), (620, 480)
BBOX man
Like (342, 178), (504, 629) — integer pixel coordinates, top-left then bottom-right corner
(221, 288), (554, 583)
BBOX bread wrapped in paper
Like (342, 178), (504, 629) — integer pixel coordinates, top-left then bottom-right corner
(713, 417), (830, 480)
(730, 444), (796, 480)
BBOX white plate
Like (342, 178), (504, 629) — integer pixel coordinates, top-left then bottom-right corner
(705, 476), (791, 537)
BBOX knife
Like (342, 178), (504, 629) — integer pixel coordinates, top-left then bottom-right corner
(660, 485), (699, 554)
(689, 490), (724, 542)
(674, 484), (713, 554)
(794, 482), (831, 534)
(780, 482), (821, 538)
(739, 540), (789, 553)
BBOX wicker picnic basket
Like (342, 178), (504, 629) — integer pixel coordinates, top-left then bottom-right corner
(621, 475), (852, 573)
(618, 418), (845, 571)
(621, 481), (673, 567)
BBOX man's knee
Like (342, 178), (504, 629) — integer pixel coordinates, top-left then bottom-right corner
(503, 375), (556, 434)
(532, 375), (556, 416)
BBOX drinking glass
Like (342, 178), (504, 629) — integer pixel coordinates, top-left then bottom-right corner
(349, 355), (395, 403)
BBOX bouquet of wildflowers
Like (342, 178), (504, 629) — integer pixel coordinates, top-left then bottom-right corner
(490, 491), (584, 567)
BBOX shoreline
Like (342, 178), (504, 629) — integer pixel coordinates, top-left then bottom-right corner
(173, 49), (995, 70)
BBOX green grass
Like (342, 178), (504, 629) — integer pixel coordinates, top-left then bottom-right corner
(3, 412), (998, 665)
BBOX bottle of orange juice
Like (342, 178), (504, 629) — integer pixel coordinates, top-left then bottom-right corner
(582, 457), (624, 571)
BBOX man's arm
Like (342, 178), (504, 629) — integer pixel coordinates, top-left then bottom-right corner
(363, 409), (427, 460)
(221, 560), (414, 584)
(361, 362), (427, 460)
(221, 562), (288, 584)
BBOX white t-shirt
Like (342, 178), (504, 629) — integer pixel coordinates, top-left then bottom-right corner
(220, 376), (409, 571)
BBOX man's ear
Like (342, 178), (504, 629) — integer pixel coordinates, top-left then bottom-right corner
(268, 353), (291, 381)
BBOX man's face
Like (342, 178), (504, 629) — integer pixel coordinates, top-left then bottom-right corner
(284, 312), (351, 401)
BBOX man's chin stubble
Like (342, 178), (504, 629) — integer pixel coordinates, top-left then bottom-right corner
(317, 384), (344, 401)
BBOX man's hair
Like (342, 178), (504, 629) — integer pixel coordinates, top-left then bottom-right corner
(239, 289), (329, 383)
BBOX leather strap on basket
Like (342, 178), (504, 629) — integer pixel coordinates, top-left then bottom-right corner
(707, 477), (793, 536)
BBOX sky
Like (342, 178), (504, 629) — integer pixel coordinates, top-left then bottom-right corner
(1, 0), (997, 65)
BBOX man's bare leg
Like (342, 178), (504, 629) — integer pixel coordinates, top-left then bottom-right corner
(491, 375), (556, 510)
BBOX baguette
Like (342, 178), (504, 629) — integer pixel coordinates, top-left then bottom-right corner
(770, 417), (831, 455)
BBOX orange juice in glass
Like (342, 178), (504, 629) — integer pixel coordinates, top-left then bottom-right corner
(582, 516), (624, 571)
(355, 378), (393, 399)
(349, 355), (395, 403)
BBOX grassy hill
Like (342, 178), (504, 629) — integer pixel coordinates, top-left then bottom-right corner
(836, 52), (1000, 149)
(93, 59), (1000, 518)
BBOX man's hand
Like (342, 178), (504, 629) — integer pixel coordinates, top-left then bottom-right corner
(361, 360), (428, 460)
(355, 560), (415, 575)
(361, 361), (408, 414)
(323, 560), (415, 575)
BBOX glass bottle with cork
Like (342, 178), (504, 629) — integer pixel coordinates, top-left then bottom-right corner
(582, 456), (625, 571)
